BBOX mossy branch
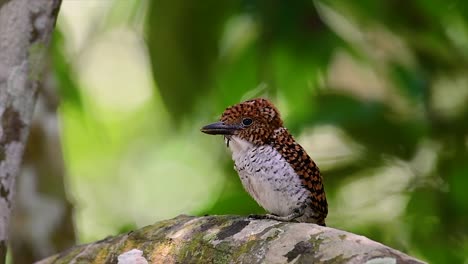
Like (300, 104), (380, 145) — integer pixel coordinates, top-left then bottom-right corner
(37, 215), (425, 264)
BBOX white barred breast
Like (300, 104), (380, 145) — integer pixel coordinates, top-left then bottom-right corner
(226, 136), (309, 216)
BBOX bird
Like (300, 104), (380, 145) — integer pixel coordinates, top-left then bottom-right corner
(201, 98), (328, 226)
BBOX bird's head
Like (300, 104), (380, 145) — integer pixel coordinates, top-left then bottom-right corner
(201, 98), (283, 145)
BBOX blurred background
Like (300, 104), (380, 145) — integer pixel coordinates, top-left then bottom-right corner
(8, 0), (468, 263)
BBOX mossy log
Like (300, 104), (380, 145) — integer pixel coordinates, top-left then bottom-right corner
(37, 215), (425, 264)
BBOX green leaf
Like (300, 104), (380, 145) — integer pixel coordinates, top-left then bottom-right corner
(146, 0), (235, 122)
(309, 93), (427, 159)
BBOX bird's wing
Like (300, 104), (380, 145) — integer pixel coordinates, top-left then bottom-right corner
(270, 128), (328, 224)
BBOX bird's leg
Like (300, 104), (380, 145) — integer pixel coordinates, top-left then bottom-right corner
(248, 206), (305, 222)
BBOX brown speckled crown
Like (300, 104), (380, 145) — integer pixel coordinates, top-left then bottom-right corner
(220, 98), (328, 225)
(220, 98), (283, 145)
(222, 98), (282, 123)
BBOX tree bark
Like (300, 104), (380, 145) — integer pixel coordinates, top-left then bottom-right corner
(10, 78), (76, 263)
(0, 0), (62, 262)
(37, 215), (425, 264)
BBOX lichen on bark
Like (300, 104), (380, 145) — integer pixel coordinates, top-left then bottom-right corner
(37, 215), (425, 264)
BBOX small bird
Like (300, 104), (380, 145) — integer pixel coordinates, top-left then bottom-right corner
(201, 98), (328, 226)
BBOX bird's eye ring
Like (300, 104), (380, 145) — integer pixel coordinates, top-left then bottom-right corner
(242, 118), (253, 127)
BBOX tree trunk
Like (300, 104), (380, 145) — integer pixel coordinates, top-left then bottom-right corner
(10, 77), (76, 263)
(37, 215), (425, 264)
(0, 0), (62, 262)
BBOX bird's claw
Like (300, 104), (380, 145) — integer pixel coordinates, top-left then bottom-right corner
(248, 212), (302, 222)
(248, 214), (279, 220)
(248, 214), (266, 220)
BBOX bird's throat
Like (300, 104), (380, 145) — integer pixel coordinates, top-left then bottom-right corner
(226, 136), (254, 155)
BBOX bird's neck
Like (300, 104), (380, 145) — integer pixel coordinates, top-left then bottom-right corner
(226, 136), (254, 155)
(226, 127), (286, 156)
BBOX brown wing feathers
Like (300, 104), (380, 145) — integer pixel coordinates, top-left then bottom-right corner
(270, 128), (328, 225)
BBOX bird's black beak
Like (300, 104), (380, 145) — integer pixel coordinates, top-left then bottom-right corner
(201, 121), (239, 135)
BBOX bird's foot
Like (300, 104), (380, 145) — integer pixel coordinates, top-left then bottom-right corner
(248, 213), (299, 222)
(248, 207), (305, 222)
(248, 214), (279, 220)
(248, 214), (272, 220)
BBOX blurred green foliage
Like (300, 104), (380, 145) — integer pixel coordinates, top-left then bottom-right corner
(53, 1), (468, 263)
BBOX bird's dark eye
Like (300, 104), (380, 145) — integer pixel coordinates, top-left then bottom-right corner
(242, 118), (253, 126)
